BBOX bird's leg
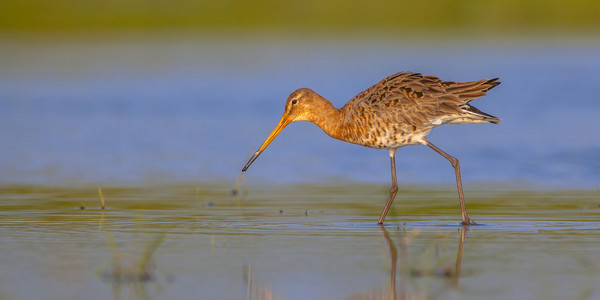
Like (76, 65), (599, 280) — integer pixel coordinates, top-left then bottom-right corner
(378, 149), (399, 224)
(424, 139), (476, 225)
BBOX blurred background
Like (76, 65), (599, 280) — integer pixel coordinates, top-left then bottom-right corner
(1, 0), (599, 187)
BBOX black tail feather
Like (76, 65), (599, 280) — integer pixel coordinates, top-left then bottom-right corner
(459, 103), (501, 124)
(482, 78), (501, 92)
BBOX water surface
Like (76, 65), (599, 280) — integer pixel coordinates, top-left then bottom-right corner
(1, 34), (599, 299)
(1, 183), (599, 299)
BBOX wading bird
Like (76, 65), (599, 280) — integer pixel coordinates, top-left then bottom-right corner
(242, 72), (500, 225)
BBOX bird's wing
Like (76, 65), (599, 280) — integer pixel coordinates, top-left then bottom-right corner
(343, 72), (462, 126)
(344, 72), (500, 126)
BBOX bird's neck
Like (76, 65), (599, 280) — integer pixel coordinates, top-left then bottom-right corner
(306, 98), (347, 140)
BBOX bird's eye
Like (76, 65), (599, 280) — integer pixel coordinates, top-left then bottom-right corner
(291, 99), (298, 105)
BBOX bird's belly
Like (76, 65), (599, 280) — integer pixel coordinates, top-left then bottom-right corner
(367, 132), (428, 149)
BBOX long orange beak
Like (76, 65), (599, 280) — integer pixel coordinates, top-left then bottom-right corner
(242, 114), (292, 172)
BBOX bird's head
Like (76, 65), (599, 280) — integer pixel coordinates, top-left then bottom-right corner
(241, 88), (321, 172)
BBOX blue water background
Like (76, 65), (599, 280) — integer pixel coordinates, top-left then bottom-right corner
(1, 34), (598, 187)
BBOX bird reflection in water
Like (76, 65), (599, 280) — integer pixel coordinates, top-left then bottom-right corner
(338, 226), (468, 300)
(244, 227), (469, 300)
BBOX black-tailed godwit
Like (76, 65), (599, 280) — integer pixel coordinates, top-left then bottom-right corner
(242, 71), (500, 225)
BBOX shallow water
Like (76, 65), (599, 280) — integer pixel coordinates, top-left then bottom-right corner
(1, 34), (599, 187)
(1, 33), (599, 299)
(1, 183), (599, 300)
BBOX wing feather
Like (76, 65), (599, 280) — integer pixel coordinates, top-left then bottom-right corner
(342, 72), (500, 126)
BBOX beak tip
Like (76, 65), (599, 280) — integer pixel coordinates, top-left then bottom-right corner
(242, 116), (289, 175)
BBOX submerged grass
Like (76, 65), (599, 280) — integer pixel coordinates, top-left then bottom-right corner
(0, 182), (598, 222)
(98, 187), (106, 210)
(99, 232), (166, 283)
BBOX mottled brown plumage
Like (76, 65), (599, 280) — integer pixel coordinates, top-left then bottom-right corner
(242, 71), (501, 225)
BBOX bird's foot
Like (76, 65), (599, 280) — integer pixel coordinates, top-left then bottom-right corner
(461, 218), (477, 226)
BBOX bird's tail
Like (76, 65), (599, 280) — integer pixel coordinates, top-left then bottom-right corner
(459, 103), (501, 124)
(445, 78), (501, 124)
(443, 78), (500, 101)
